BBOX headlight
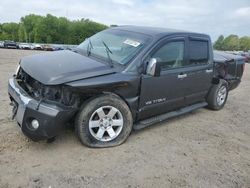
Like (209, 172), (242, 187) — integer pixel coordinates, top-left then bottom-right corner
(15, 65), (20, 76)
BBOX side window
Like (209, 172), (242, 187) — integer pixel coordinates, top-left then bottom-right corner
(152, 41), (184, 70)
(188, 40), (209, 65)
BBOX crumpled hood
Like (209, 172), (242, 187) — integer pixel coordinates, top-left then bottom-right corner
(20, 50), (116, 85)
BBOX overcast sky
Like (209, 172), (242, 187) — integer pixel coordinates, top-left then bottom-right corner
(0, 0), (249, 41)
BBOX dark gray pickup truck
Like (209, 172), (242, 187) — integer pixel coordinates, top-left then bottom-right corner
(8, 26), (245, 147)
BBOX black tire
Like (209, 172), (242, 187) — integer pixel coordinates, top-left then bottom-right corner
(75, 94), (133, 148)
(207, 79), (228, 110)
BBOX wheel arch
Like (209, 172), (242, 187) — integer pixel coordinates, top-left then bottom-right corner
(76, 90), (137, 121)
(211, 77), (220, 85)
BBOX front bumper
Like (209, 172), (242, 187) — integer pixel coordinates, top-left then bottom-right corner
(8, 78), (77, 141)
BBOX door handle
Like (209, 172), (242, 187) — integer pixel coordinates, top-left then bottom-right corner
(177, 73), (187, 79)
(205, 69), (213, 73)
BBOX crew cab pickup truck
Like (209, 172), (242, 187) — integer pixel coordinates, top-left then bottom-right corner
(8, 26), (245, 147)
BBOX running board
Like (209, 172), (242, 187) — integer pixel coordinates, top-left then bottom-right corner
(133, 102), (207, 130)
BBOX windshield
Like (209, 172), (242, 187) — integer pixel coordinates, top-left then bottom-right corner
(77, 29), (151, 65)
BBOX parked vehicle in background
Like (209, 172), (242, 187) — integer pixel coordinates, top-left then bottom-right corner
(52, 45), (64, 51)
(61, 44), (77, 51)
(4, 40), (19, 49)
(19, 43), (32, 50)
(0, 41), (4, 48)
(8, 26), (245, 147)
(33, 44), (43, 50)
(43, 44), (54, 51)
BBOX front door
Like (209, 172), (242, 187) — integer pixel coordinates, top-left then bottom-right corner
(138, 38), (189, 120)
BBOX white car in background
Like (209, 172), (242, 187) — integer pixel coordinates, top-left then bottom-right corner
(0, 41), (4, 48)
(33, 44), (43, 50)
(19, 43), (31, 50)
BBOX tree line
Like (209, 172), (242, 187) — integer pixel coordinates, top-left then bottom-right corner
(0, 14), (108, 44)
(214, 35), (250, 51)
(1, 14), (249, 50)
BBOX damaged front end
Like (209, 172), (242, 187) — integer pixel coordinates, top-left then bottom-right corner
(8, 68), (81, 141)
(16, 67), (81, 108)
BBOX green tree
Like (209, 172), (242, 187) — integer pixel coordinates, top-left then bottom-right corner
(21, 14), (43, 42)
(1, 22), (19, 41)
(18, 23), (27, 42)
(0, 13), (108, 44)
(239, 36), (250, 51)
(213, 35), (224, 50)
(223, 35), (240, 51)
(57, 17), (70, 44)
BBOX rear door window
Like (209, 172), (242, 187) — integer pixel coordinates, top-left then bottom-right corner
(188, 39), (209, 66)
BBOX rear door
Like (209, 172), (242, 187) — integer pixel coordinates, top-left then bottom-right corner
(183, 37), (214, 105)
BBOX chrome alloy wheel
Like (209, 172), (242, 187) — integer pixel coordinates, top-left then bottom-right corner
(89, 106), (124, 142)
(217, 86), (227, 106)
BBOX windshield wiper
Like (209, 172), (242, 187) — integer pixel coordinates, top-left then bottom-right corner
(102, 41), (113, 68)
(87, 38), (93, 56)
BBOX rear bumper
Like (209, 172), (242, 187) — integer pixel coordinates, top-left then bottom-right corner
(8, 78), (77, 141)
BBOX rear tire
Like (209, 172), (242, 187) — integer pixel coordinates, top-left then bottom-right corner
(207, 79), (228, 110)
(75, 94), (133, 148)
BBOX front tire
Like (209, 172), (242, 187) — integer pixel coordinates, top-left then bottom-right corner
(75, 94), (133, 148)
(207, 79), (228, 110)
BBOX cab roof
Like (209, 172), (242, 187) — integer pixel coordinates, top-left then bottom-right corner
(109, 25), (209, 39)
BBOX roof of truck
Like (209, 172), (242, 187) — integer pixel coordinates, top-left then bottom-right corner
(110, 25), (209, 38)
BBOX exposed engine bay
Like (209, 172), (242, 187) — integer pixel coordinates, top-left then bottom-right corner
(16, 68), (81, 107)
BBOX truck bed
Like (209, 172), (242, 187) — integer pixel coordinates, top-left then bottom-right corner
(214, 50), (245, 90)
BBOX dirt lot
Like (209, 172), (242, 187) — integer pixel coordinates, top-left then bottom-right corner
(0, 48), (249, 188)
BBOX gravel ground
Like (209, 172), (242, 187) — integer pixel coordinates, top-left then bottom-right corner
(0, 49), (249, 188)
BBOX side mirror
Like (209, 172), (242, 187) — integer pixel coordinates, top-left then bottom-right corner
(146, 58), (161, 77)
